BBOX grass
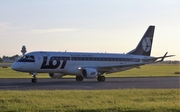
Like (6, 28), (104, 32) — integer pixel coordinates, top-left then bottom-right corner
(0, 65), (179, 111)
(107, 64), (180, 77)
(0, 64), (179, 78)
(0, 89), (179, 112)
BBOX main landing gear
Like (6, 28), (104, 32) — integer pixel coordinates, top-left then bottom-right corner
(76, 75), (83, 81)
(97, 75), (105, 82)
(30, 73), (38, 83)
(75, 75), (105, 82)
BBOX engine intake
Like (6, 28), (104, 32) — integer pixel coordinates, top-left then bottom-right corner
(82, 68), (98, 78)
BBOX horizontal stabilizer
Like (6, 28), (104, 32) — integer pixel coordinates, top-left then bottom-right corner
(142, 52), (175, 62)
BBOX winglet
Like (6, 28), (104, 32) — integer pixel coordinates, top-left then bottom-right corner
(159, 52), (168, 62)
(155, 52), (175, 62)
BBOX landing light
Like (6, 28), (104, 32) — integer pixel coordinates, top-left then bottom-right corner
(78, 67), (82, 70)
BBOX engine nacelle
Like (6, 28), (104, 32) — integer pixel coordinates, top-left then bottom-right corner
(82, 68), (98, 78)
(49, 73), (64, 79)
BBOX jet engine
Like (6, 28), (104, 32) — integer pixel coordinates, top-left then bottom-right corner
(82, 68), (98, 78)
(49, 73), (64, 79)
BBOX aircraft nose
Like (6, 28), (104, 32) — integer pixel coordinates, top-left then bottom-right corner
(11, 62), (22, 71)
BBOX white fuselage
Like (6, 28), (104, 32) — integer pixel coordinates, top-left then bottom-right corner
(11, 51), (151, 76)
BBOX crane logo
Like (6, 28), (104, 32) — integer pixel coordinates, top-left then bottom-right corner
(91, 72), (96, 75)
(142, 37), (152, 52)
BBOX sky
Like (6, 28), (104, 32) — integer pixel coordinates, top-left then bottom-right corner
(0, 0), (179, 60)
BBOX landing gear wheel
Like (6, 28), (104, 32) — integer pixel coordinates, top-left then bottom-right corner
(97, 76), (105, 82)
(76, 75), (84, 81)
(31, 73), (38, 83)
(31, 78), (37, 83)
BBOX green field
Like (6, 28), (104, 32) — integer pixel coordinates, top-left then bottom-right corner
(0, 89), (179, 112)
(0, 64), (179, 111)
(0, 64), (179, 78)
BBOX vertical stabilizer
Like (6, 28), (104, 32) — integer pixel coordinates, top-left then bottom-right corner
(127, 26), (155, 56)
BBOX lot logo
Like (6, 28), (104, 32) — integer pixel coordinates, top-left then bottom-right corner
(41, 56), (67, 69)
(142, 37), (152, 52)
(91, 72), (96, 75)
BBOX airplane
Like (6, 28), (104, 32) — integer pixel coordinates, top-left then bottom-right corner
(11, 26), (174, 83)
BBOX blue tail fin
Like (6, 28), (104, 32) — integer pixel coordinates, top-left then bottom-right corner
(127, 26), (155, 56)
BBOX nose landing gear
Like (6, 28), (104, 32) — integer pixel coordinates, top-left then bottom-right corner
(30, 73), (38, 83)
(31, 78), (37, 83)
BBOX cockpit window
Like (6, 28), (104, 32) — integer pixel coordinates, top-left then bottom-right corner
(22, 55), (35, 59)
(22, 55), (29, 59)
(18, 55), (35, 62)
(29, 55), (35, 60)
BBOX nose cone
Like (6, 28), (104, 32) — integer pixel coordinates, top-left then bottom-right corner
(11, 62), (22, 71)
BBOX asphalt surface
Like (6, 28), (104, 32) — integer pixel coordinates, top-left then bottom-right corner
(0, 77), (179, 90)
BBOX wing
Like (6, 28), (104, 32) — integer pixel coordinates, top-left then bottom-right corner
(96, 62), (148, 73)
(97, 52), (174, 73)
(78, 52), (175, 74)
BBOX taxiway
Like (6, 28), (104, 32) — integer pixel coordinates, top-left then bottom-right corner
(0, 77), (179, 90)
